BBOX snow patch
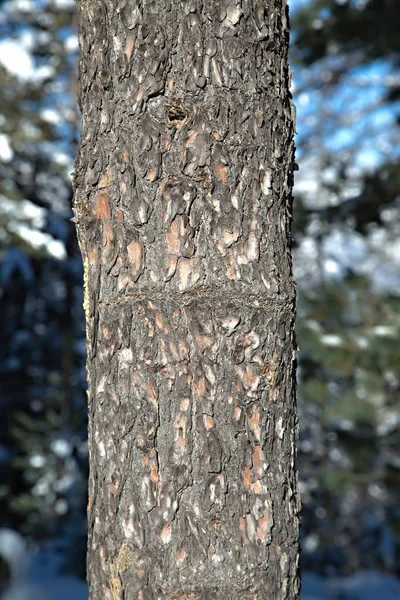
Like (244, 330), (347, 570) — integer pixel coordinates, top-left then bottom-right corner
(64, 35), (78, 52)
(0, 134), (13, 162)
(0, 40), (34, 80)
(40, 108), (61, 126)
(320, 334), (343, 347)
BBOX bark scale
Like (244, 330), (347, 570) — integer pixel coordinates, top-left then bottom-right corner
(73, 1), (299, 598)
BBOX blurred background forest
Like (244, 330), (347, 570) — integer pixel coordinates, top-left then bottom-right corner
(0, 0), (399, 598)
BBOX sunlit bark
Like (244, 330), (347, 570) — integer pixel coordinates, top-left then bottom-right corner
(73, 1), (299, 598)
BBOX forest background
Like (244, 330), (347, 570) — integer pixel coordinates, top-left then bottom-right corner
(0, 0), (399, 597)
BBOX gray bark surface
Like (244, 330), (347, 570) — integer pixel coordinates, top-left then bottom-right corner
(73, 1), (299, 598)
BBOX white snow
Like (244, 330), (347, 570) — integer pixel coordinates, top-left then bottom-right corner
(5, 0), (37, 13)
(50, 439), (71, 459)
(20, 200), (46, 228)
(302, 569), (400, 600)
(46, 239), (67, 260)
(64, 35), (79, 53)
(7, 223), (67, 259)
(372, 325), (396, 337)
(33, 65), (55, 82)
(0, 40), (34, 80)
(377, 410), (400, 437)
(51, 0), (75, 8)
(1, 584), (48, 600)
(303, 533), (320, 553)
(320, 334), (343, 347)
(329, 570), (400, 600)
(324, 259), (341, 275)
(0, 197), (46, 229)
(0, 528), (88, 600)
(54, 499), (69, 515)
(4, 530), (398, 600)
(0, 530), (29, 582)
(40, 108), (61, 126)
(0, 39), (55, 83)
(0, 134), (13, 162)
(53, 152), (72, 167)
(29, 454), (46, 468)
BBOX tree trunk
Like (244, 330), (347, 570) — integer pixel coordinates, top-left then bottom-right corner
(73, 1), (299, 598)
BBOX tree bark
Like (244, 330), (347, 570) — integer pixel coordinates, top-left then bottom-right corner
(73, 1), (299, 598)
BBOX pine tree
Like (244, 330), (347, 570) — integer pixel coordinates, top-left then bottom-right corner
(73, 1), (299, 597)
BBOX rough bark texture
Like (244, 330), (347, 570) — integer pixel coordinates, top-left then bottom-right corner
(73, 1), (299, 598)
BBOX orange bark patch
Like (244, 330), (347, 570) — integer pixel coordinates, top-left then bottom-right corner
(215, 161), (228, 185)
(146, 168), (158, 182)
(155, 312), (166, 331)
(251, 480), (262, 494)
(118, 275), (133, 291)
(135, 433), (145, 448)
(124, 37), (134, 62)
(169, 341), (180, 361)
(193, 376), (206, 397)
(166, 219), (181, 254)
(108, 481), (118, 496)
(248, 408), (261, 441)
(115, 208), (124, 222)
(242, 366), (259, 390)
(193, 331), (214, 352)
(272, 386), (280, 401)
(98, 170), (112, 189)
(252, 444), (263, 475)
(127, 240), (143, 271)
(146, 381), (158, 404)
(203, 415), (214, 430)
(178, 338), (189, 359)
(163, 138), (172, 151)
(177, 256), (201, 291)
(103, 222), (114, 252)
(256, 512), (269, 541)
(165, 255), (178, 280)
(89, 248), (98, 263)
(161, 522), (172, 544)
(221, 229), (237, 247)
(95, 193), (111, 220)
(211, 519), (225, 532)
(234, 406), (241, 421)
(180, 398), (190, 412)
(186, 129), (199, 146)
(149, 467), (158, 483)
(243, 465), (252, 490)
(149, 455), (159, 483)
(176, 436), (186, 449)
(176, 550), (187, 566)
